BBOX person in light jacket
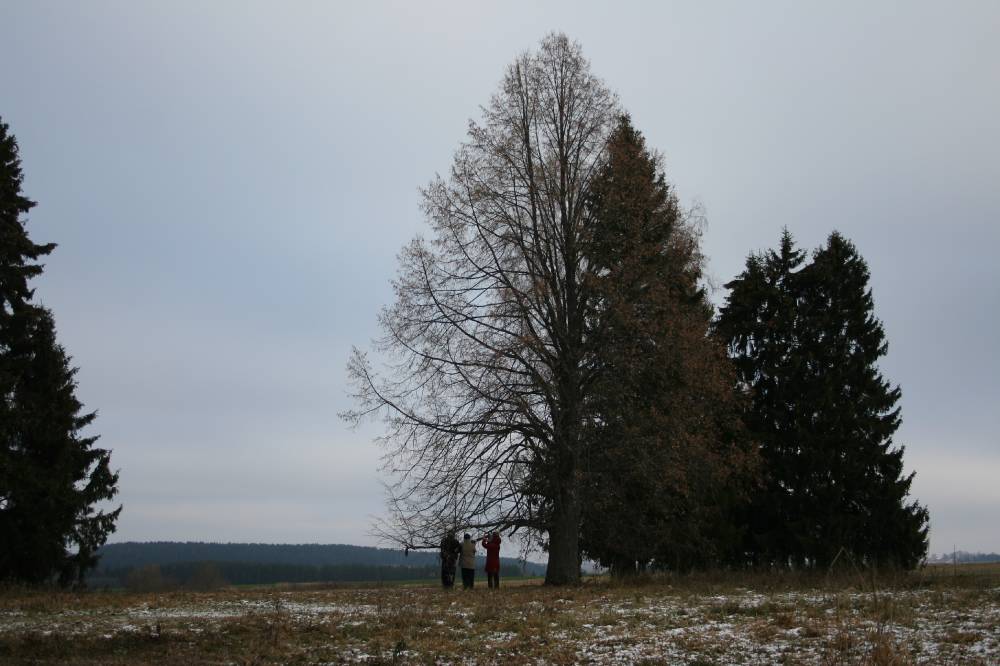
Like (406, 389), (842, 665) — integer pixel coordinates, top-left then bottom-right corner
(481, 532), (502, 589)
(460, 533), (476, 589)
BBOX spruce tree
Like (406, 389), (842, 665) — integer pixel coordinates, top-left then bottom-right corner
(715, 230), (807, 566)
(796, 233), (928, 568)
(579, 116), (753, 573)
(717, 231), (928, 569)
(0, 118), (120, 586)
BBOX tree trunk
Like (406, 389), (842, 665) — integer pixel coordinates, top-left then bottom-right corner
(545, 353), (584, 586)
(545, 481), (582, 585)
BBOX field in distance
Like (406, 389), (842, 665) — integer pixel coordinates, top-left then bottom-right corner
(1, 564), (998, 664)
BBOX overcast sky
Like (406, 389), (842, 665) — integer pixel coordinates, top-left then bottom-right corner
(3, 1), (997, 556)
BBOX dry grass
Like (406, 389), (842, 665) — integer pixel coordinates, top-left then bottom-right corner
(0, 565), (998, 664)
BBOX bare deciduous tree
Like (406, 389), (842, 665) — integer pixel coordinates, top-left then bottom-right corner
(343, 33), (617, 584)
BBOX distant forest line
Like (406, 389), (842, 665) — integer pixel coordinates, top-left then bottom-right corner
(927, 551), (1000, 565)
(88, 541), (545, 588)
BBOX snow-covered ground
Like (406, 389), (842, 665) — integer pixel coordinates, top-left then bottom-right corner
(1, 582), (997, 663)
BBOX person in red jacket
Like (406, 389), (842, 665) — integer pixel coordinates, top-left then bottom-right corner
(481, 532), (502, 589)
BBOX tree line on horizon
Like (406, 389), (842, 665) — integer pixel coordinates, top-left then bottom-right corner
(345, 33), (928, 584)
(88, 541), (546, 589)
(926, 551), (1000, 565)
(91, 541), (546, 575)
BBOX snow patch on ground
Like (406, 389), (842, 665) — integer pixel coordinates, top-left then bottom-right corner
(1, 585), (998, 663)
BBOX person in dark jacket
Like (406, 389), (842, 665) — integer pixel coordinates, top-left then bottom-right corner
(481, 532), (502, 589)
(439, 533), (461, 589)
(460, 533), (477, 589)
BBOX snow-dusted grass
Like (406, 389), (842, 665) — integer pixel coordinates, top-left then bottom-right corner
(1, 566), (998, 664)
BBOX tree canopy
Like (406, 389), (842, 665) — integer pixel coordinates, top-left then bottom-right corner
(345, 34), (621, 584)
(345, 36), (762, 583)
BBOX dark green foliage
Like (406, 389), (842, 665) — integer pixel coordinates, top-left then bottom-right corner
(716, 230), (928, 569)
(579, 117), (755, 573)
(0, 118), (120, 586)
(0, 121), (53, 309)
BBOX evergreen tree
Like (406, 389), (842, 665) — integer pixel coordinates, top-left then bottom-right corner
(0, 118), (120, 586)
(717, 230), (928, 569)
(715, 230), (807, 566)
(579, 116), (754, 573)
(796, 233), (928, 568)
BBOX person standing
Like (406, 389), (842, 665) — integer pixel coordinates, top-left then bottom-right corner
(482, 532), (502, 589)
(439, 532), (461, 589)
(460, 533), (476, 589)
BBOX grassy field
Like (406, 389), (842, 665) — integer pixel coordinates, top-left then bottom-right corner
(1, 565), (998, 664)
